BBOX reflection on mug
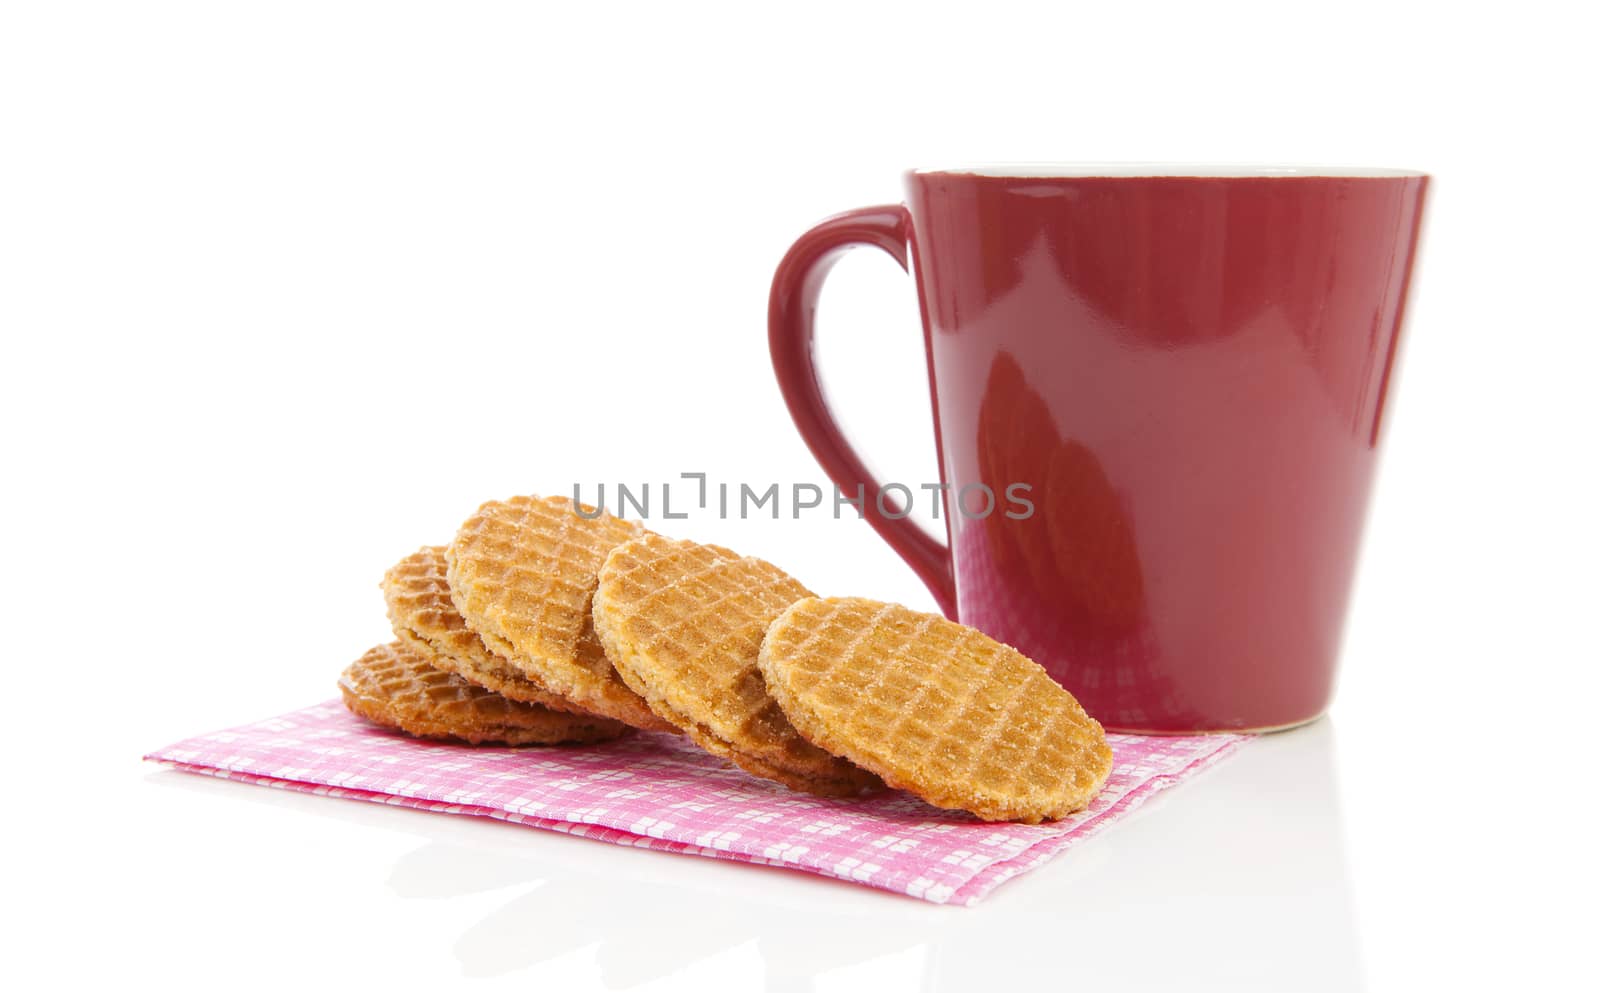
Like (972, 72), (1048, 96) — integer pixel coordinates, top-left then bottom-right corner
(963, 353), (1193, 727)
(1038, 184), (1406, 441)
(974, 352), (1144, 631)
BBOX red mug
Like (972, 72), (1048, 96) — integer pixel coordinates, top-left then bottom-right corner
(769, 165), (1428, 732)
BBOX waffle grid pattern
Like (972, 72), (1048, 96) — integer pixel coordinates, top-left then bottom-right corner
(445, 495), (669, 730)
(337, 642), (626, 745)
(382, 546), (584, 713)
(760, 598), (1113, 823)
(594, 535), (877, 794)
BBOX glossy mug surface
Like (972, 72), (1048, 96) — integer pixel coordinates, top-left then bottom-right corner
(769, 165), (1428, 732)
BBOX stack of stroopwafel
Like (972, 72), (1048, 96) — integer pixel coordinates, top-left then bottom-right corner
(338, 492), (1112, 822)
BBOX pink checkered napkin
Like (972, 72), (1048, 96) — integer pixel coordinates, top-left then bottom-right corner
(145, 701), (1245, 906)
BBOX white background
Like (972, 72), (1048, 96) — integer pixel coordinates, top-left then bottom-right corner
(3, 2), (1595, 990)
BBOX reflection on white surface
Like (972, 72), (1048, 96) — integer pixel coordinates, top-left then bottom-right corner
(922, 718), (1365, 992)
(385, 840), (933, 987)
(142, 719), (1360, 992)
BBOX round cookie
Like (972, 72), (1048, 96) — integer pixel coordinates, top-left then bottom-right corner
(338, 641), (630, 746)
(593, 534), (880, 797)
(445, 494), (674, 733)
(382, 545), (593, 715)
(758, 597), (1112, 823)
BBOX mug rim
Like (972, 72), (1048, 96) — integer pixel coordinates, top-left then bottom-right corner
(910, 163), (1426, 179)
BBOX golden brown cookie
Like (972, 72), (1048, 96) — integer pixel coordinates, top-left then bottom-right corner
(338, 641), (630, 745)
(758, 597), (1112, 822)
(382, 545), (593, 715)
(445, 494), (674, 733)
(593, 534), (880, 797)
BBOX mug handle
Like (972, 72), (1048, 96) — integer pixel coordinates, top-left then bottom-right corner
(768, 204), (957, 618)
